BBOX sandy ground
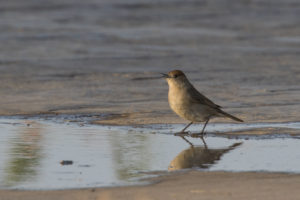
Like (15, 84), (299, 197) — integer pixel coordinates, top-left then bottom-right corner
(2, 171), (300, 200)
(1, 0), (300, 199)
(0, 0), (299, 125)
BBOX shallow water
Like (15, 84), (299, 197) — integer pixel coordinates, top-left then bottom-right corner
(0, 118), (300, 190)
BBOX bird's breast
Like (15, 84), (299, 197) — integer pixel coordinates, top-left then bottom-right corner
(168, 86), (211, 122)
(168, 87), (190, 114)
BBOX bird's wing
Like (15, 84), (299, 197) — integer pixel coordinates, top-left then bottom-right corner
(188, 86), (222, 109)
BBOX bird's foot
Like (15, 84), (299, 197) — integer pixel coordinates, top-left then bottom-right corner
(174, 131), (190, 136)
(190, 132), (206, 138)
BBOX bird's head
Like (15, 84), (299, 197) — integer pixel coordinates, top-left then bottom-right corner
(162, 70), (189, 87)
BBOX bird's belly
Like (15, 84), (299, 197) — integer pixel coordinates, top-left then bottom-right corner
(170, 102), (211, 122)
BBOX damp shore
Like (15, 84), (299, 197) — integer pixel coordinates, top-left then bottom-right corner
(1, 0), (300, 199)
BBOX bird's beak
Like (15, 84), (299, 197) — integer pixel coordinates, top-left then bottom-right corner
(161, 73), (170, 78)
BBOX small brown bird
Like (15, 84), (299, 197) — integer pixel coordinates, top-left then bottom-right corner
(162, 70), (243, 135)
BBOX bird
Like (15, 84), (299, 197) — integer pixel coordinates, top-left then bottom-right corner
(162, 70), (243, 135)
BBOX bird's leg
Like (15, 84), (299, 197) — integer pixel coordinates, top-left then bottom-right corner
(200, 136), (208, 149)
(201, 119), (210, 136)
(180, 136), (194, 146)
(181, 121), (193, 133)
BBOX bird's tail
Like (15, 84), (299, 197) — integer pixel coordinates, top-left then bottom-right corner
(218, 109), (243, 122)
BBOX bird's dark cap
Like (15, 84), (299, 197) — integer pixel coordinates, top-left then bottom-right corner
(168, 70), (185, 78)
(161, 70), (186, 79)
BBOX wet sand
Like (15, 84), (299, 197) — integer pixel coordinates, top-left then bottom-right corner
(2, 171), (300, 200)
(0, 0), (299, 125)
(1, 0), (300, 199)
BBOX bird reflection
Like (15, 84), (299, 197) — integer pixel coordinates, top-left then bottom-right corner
(168, 135), (242, 171)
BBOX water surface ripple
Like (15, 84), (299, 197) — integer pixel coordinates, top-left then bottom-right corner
(0, 118), (300, 190)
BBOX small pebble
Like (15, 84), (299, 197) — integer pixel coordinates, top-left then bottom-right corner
(60, 160), (73, 165)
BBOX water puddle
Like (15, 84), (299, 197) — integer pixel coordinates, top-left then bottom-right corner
(0, 118), (300, 190)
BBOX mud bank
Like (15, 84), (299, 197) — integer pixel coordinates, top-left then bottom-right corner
(0, 0), (299, 124)
(1, 171), (300, 200)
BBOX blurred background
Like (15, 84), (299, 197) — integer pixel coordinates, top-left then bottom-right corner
(0, 0), (299, 123)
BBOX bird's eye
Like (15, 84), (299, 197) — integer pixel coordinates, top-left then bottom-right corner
(173, 75), (178, 78)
